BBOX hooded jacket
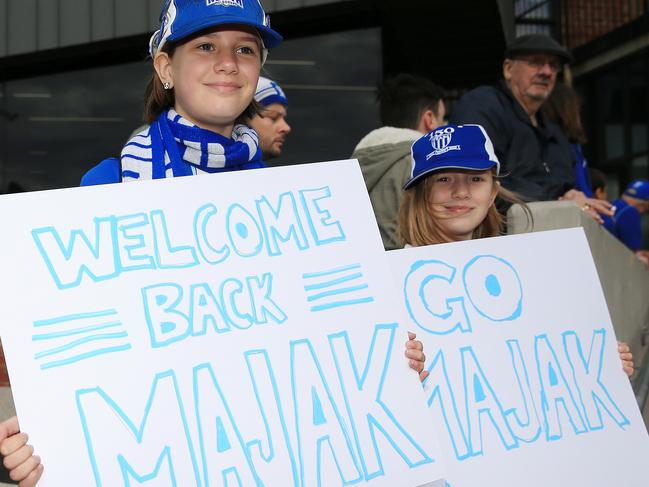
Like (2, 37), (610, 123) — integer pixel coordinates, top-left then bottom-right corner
(352, 127), (422, 250)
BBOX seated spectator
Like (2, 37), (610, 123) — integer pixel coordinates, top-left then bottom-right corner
(248, 77), (291, 161)
(603, 179), (649, 264)
(450, 34), (612, 223)
(352, 74), (446, 250)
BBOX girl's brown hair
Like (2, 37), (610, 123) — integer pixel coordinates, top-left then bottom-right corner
(143, 30), (262, 124)
(398, 172), (533, 247)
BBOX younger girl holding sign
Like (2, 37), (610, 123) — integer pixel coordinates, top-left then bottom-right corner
(398, 123), (634, 369)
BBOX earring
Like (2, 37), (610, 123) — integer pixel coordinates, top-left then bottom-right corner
(163, 82), (171, 90)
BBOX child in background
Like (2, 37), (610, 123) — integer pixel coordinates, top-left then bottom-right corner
(0, 1), (427, 484)
(603, 179), (649, 265)
(589, 167), (609, 201)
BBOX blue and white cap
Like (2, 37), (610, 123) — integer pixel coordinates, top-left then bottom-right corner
(149, 0), (283, 57)
(404, 124), (500, 189)
(624, 179), (649, 201)
(254, 77), (288, 107)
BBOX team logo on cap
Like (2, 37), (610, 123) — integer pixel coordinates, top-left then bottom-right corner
(427, 127), (461, 160)
(206, 0), (244, 7)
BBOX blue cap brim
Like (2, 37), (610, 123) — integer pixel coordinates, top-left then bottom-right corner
(403, 160), (498, 190)
(168, 17), (283, 48)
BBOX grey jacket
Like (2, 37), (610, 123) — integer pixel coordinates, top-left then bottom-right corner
(352, 127), (422, 250)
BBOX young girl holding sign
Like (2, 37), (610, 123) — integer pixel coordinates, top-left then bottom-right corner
(0, 1), (426, 483)
(398, 123), (634, 368)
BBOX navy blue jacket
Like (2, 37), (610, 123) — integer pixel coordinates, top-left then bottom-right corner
(451, 81), (576, 201)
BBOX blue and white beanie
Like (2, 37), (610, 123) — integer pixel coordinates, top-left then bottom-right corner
(254, 77), (288, 107)
(149, 0), (283, 57)
(404, 124), (500, 189)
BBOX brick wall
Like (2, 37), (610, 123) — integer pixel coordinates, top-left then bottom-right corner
(562, 0), (646, 49)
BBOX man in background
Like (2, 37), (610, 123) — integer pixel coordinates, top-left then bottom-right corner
(249, 77), (292, 161)
(352, 74), (446, 250)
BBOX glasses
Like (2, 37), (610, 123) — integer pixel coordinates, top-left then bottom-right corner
(516, 56), (562, 73)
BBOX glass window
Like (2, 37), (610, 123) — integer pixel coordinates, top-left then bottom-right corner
(261, 28), (382, 166)
(3, 62), (150, 191)
(599, 73), (626, 162)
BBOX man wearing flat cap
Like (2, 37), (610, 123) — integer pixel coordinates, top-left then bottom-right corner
(451, 34), (609, 217)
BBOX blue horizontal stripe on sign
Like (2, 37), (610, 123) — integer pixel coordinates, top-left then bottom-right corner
(34, 331), (129, 360)
(306, 284), (370, 302)
(33, 309), (117, 327)
(303, 272), (363, 291)
(302, 263), (361, 279)
(122, 171), (140, 179)
(32, 321), (122, 341)
(40, 344), (133, 370)
(310, 297), (375, 312)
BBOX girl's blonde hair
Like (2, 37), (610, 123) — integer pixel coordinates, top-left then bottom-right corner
(143, 29), (262, 124)
(398, 172), (532, 247)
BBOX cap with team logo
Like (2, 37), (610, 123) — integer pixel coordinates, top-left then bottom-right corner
(404, 124), (500, 190)
(149, 0), (283, 58)
(624, 179), (649, 201)
(255, 77), (288, 107)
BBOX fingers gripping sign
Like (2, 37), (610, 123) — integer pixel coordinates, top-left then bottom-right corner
(406, 332), (429, 382)
(0, 416), (43, 487)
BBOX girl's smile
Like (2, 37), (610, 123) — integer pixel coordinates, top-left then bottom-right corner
(428, 169), (499, 241)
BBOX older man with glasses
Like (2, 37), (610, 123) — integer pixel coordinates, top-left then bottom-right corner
(451, 34), (611, 221)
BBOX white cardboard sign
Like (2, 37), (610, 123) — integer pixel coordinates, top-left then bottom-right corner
(0, 161), (445, 486)
(388, 229), (649, 487)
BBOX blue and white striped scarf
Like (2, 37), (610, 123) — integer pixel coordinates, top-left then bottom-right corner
(120, 109), (264, 181)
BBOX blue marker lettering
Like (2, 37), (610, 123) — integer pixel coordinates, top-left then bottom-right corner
(562, 330), (629, 430)
(329, 324), (432, 480)
(151, 210), (198, 269)
(142, 283), (190, 348)
(114, 213), (155, 272)
(462, 255), (523, 322)
(290, 339), (361, 485)
(226, 204), (264, 258)
(194, 363), (262, 487)
(189, 283), (231, 336)
(504, 339), (542, 443)
(424, 349), (471, 460)
(256, 193), (309, 256)
(534, 334), (587, 440)
(460, 346), (518, 455)
(245, 351), (299, 486)
(32, 217), (118, 289)
(76, 371), (200, 486)
(403, 260), (471, 335)
(194, 204), (230, 265)
(299, 187), (345, 246)
(246, 274), (287, 325)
